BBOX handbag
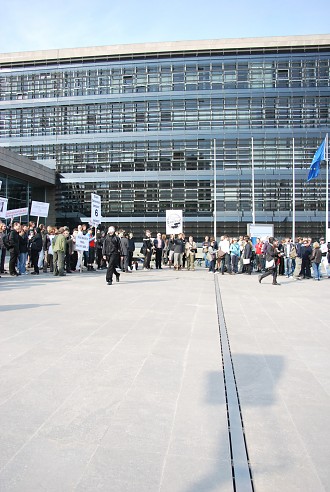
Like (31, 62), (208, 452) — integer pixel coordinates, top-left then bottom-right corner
(243, 258), (250, 264)
(265, 259), (275, 269)
(217, 249), (226, 259)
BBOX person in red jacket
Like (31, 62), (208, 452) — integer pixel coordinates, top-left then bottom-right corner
(255, 238), (263, 272)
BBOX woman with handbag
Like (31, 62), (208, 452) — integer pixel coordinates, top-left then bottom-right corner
(258, 237), (280, 285)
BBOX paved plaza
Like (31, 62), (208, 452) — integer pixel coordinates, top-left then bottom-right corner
(0, 266), (330, 491)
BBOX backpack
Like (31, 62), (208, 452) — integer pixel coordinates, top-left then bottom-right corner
(2, 233), (11, 250)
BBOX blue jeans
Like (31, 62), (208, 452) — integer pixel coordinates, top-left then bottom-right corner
(204, 252), (210, 268)
(284, 257), (292, 277)
(18, 252), (28, 274)
(312, 262), (321, 280)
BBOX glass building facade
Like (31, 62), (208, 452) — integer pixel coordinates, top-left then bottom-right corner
(0, 35), (329, 239)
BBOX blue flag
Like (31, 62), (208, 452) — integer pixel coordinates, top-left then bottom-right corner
(307, 138), (326, 182)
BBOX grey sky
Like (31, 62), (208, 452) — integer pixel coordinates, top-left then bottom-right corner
(0, 0), (329, 53)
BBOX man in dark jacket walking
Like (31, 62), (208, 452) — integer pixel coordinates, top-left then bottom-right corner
(102, 226), (123, 285)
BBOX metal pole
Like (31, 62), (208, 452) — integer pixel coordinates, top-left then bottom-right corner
(251, 137), (255, 225)
(292, 137), (295, 241)
(213, 139), (217, 240)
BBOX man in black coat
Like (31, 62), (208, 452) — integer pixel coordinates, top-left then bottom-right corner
(102, 226), (123, 285)
(30, 227), (43, 275)
(8, 222), (21, 276)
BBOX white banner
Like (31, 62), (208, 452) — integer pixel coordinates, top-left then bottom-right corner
(0, 197), (8, 218)
(166, 210), (183, 234)
(30, 200), (49, 217)
(91, 193), (101, 226)
(75, 235), (89, 252)
(6, 207), (29, 219)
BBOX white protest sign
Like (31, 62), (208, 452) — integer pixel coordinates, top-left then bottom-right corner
(91, 193), (101, 225)
(166, 210), (183, 234)
(0, 197), (8, 218)
(6, 207), (29, 219)
(75, 234), (89, 252)
(30, 200), (49, 217)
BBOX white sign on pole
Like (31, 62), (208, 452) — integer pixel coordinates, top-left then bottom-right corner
(91, 193), (101, 225)
(75, 235), (90, 252)
(6, 207), (29, 219)
(247, 223), (274, 240)
(166, 210), (183, 234)
(30, 201), (49, 217)
(0, 197), (8, 218)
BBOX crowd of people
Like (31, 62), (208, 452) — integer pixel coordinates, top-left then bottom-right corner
(1, 221), (330, 286)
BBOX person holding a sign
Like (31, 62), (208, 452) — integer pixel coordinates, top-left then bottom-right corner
(102, 226), (123, 285)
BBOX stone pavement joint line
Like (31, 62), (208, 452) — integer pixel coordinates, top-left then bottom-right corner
(215, 275), (254, 492)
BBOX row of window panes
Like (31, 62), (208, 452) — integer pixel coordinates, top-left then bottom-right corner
(10, 137), (325, 177)
(58, 176), (326, 216)
(1, 58), (329, 99)
(1, 96), (328, 137)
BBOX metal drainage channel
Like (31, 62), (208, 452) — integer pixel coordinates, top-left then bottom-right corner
(214, 276), (254, 492)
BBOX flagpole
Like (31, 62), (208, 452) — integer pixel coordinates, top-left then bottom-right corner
(251, 137), (255, 225)
(292, 137), (296, 241)
(326, 133), (329, 242)
(213, 138), (217, 240)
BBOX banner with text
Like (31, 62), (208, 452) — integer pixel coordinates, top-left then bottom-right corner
(6, 207), (29, 219)
(0, 197), (8, 219)
(75, 235), (90, 252)
(91, 193), (101, 226)
(30, 200), (49, 218)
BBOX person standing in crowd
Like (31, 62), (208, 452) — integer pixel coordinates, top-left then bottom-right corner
(47, 227), (56, 273)
(173, 233), (185, 270)
(37, 224), (46, 271)
(283, 237), (295, 278)
(258, 237), (280, 285)
(229, 237), (240, 274)
(237, 235), (245, 273)
(0, 222), (7, 274)
(128, 232), (135, 271)
(75, 225), (84, 271)
(219, 235), (231, 275)
(119, 230), (130, 273)
(310, 241), (322, 281)
(53, 227), (68, 277)
(254, 238), (263, 272)
(86, 228), (96, 271)
(292, 237), (303, 280)
(95, 229), (105, 270)
(202, 236), (210, 268)
(301, 239), (312, 279)
(185, 236), (197, 271)
(8, 222), (21, 276)
(18, 225), (29, 275)
(208, 239), (217, 273)
(142, 230), (153, 270)
(102, 226), (123, 285)
(168, 234), (175, 268)
(319, 237), (330, 278)
(153, 233), (165, 269)
(242, 236), (253, 275)
(30, 227), (43, 275)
